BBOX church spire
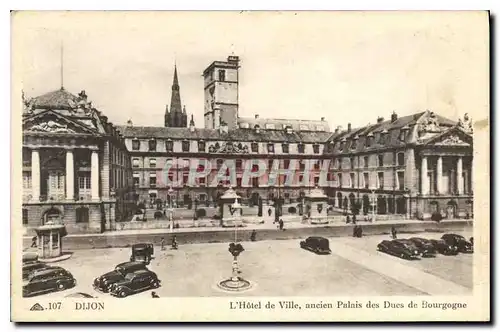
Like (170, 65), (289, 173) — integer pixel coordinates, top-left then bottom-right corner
(165, 63), (185, 127)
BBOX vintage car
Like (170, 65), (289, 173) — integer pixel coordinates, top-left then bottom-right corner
(377, 240), (421, 260)
(22, 252), (39, 264)
(408, 237), (437, 257)
(299, 236), (331, 255)
(428, 239), (459, 255)
(441, 234), (473, 253)
(110, 270), (161, 298)
(22, 262), (50, 280)
(130, 243), (154, 264)
(23, 267), (76, 297)
(93, 261), (147, 293)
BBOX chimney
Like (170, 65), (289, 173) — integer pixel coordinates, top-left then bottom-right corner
(127, 119), (133, 127)
(321, 117), (325, 121)
(377, 117), (384, 124)
(391, 111), (398, 123)
(255, 114), (259, 119)
(335, 126), (342, 134)
(347, 123), (352, 132)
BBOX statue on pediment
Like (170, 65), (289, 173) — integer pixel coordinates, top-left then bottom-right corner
(29, 120), (75, 134)
(207, 141), (249, 154)
(418, 111), (441, 136)
(22, 90), (34, 113)
(436, 134), (469, 146)
(458, 113), (473, 134)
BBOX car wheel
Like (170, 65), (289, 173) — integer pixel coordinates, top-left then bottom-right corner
(57, 283), (66, 291)
(152, 281), (160, 288)
(119, 290), (127, 298)
(400, 253), (405, 259)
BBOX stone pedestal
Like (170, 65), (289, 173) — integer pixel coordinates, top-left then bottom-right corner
(303, 187), (329, 224)
(219, 188), (243, 227)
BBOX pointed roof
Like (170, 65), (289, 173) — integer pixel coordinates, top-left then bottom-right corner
(30, 88), (79, 110)
(169, 65), (182, 114)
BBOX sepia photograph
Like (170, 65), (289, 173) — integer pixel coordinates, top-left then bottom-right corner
(10, 10), (490, 322)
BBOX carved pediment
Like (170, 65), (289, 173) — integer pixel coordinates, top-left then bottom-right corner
(434, 134), (470, 146)
(23, 111), (97, 135)
(208, 141), (249, 154)
(417, 111), (443, 137)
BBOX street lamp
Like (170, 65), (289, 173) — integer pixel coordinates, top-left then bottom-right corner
(370, 187), (377, 222)
(168, 186), (174, 232)
(232, 198), (241, 242)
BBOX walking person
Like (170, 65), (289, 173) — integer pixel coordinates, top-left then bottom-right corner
(391, 226), (397, 239)
(31, 236), (37, 248)
(171, 235), (178, 250)
(250, 229), (257, 242)
(268, 207), (272, 217)
(279, 218), (284, 231)
(160, 237), (166, 251)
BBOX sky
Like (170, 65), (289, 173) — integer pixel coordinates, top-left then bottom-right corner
(13, 11), (489, 130)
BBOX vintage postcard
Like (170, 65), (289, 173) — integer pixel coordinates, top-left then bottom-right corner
(11, 11), (490, 322)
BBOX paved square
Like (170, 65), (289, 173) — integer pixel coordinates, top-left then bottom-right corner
(31, 230), (472, 299)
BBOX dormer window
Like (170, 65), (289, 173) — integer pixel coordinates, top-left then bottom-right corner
(282, 143), (289, 154)
(148, 139), (157, 152)
(165, 139), (173, 152)
(198, 140), (206, 152)
(265, 123), (275, 130)
(380, 129), (388, 144)
(366, 134), (374, 148)
(267, 143), (275, 153)
(351, 136), (358, 149)
(182, 140), (190, 152)
(132, 139), (140, 151)
(340, 139), (346, 150)
(251, 142), (259, 153)
(254, 125), (261, 134)
(297, 143), (305, 154)
(400, 125), (409, 141)
(285, 126), (293, 134)
(313, 144), (320, 154)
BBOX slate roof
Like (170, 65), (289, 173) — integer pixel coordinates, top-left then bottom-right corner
(238, 117), (330, 132)
(30, 88), (80, 110)
(325, 111), (458, 154)
(117, 125), (332, 143)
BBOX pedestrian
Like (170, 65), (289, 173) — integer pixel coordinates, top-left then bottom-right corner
(391, 226), (397, 239)
(160, 237), (165, 251)
(357, 225), (363, 238)
(268, 208), (272, 217)
(151, 291), (160, 298)
(279, 219), (284, 231)
(171, 235), (178, 250)
(250, 230), (257, 242)
(346, 215), (351, 224)
(31, 236), (37, 248)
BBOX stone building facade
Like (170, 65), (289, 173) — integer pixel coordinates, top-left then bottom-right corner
(323, 110), (474, 220)
(22, 88), (135, 234)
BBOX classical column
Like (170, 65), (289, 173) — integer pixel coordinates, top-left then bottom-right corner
(31, 149), (40, 201)
(65, 149), (74, 200)
(436, 156), (443, 194)
(457, 157), (463, 195)
(91, 150), (100, 200)
(420, 156), (428, 195)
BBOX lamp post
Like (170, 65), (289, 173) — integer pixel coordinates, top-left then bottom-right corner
(370, 187), (377, 222)
(232, 198), (241, 242)
(168, 186), (174, 232)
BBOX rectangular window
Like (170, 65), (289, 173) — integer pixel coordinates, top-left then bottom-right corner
(183, 175), (189, 185)
(149, 174), (157, 188)
(148, 139), (157, 152)
(363, 172), (369, 189)
(378, 172), (384, 189)
(216, 159), (224, 169)
(268, 160), (274, 170)
(236, 178), (242, 187)
(267, 143), (274, 153)
(149, 158), (157, 168)
(78, 172), (91, 189)
(199, 177), (206, 185)
(252, 177), (259, 188)
(378, 154), (384, 167)
(251, 142), (259, 153)
(23, 171), (32, 189)
(283, 159), (290, 169)
(132, 158), (140, 168)
(397, 171), (405, 190)
(397, 152), (405, 166)
(133, 173), (140, 187)
(218, 69), (225, 81)
(312, 144), (320, 154)
(350, 173), (355, 188)
(338, 173), (342, 188)
(299, 161), (305, 171)
(364, 156), (369, 168)
(235, 159), (242, 169)
(297, 144), (305, 153)
(22, 209), (28, 225)
(314, 177), (319, 186)
(76, 207), (89, 223)
(366, 136), (373, 147)
(182, 141), (190, 152)
(198, 141), (206, 152)
(282, 143), (289, 154)
(165, 140), (173, 152)
(132, 140), (140, 150)
(350, 157), (355, 169)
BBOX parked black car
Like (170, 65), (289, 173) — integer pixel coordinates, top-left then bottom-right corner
(23, 267), (76, 297)
(110, 270), (161, 298)
(428, 239), (459, 255)
(441, 234), (473, 253)
(377, 240), (420, 260)
(300, 237), (331, 255)
(93, 261), (147, 293)
(130, 243), (154, 265)
(22, 262), (50, 280)
(408, 237), (437, 257)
